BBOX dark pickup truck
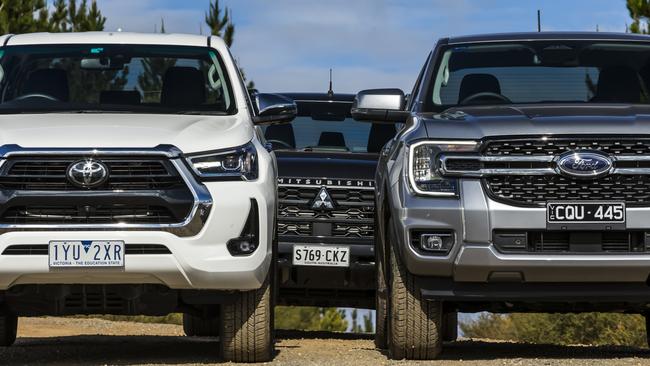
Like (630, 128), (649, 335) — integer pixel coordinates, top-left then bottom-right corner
(262, 93), (396, 308)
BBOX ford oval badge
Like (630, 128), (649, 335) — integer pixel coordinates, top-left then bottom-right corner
(556, 151), (613, 178)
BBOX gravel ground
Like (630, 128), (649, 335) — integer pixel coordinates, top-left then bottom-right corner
(1, 317), (650, 365)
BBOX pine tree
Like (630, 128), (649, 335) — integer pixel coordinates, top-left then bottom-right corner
(204, 0), (254, 89)
(0, 0), (48, 34)
(205, 0), (234, 47)
(274, 306), (348, 332)
(0, 0), (105, 33)
(319, 308), (348, 332)
(627, 0), (650, 34)
(362, 311), (374, 333)
(351, 309), (359, 333)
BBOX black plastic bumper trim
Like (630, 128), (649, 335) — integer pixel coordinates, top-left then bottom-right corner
(418, 278), (650, 302)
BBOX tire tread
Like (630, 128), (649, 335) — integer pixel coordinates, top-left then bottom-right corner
(388, 221), (442, 360)
(221, 273), (273, 362)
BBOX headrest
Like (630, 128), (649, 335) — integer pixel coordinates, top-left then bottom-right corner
(265, 124), (296, 148)
(593, 66), (641, 103)
(458, 73), (501, 102)
(161, 67), (206, 107)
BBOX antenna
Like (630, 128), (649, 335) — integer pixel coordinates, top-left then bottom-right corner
(537, 10), (541, 32)
(327, 68), (334, 97)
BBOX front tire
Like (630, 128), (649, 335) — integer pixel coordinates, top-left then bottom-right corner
(646, 314), (650, 348)
(0, 313), (17, 347)
(375, 249), (388, 349)
(220, 272), (273, 362)
(387, 219), (442, 360)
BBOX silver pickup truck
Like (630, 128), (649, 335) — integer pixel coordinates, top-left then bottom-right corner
(354, 31), (650, 360)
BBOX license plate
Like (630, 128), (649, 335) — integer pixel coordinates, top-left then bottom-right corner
(292, 245), (350, 267)
(547, 202), (625, 224)
(49, 241), (125, 268)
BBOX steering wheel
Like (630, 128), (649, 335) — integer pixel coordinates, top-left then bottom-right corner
(14, 93), (60, 102)
(266, 139), (294, 150)
(460, 92), (511, 105)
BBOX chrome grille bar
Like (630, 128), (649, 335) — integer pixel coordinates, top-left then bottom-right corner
(440, 155), (650, 177)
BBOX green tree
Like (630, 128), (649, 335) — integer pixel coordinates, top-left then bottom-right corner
(205, 0), (254, 89)
(275, 306), (322, 331)
(351, 309), (360, 333)
(627, 0), (650, 34)
(319, 308), (348, 332)
(274, 306), (348, 332)
(205, 0), (234, 47)
(0, 0), (48, 34)
(0, 0), (105, 34)
(461, 312), (647, 347)
(363, 311), (374, 333)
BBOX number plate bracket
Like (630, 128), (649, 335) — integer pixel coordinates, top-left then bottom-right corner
(546, 201), (626, 231)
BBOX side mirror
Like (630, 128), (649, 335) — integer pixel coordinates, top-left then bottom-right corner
(252, 93), (297, 125)
(351, 88), (409, 123)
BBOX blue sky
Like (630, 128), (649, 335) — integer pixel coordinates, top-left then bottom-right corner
(97, 0), (631, 93)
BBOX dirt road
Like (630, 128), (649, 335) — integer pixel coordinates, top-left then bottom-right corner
(1, 317), (650, 365)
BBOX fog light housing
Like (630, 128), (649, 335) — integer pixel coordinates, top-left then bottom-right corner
(227, 238), (257, 255)
(227, 199), (260, 256)
(412, 231), (454, 255)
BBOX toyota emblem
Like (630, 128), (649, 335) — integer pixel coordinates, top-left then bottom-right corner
(66, 159), (109, 188)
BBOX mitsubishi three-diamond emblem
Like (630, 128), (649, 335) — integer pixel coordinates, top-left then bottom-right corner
(312, 186), (335, 210)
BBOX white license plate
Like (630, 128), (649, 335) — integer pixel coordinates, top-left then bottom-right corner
(292, 245), (350, 267)
(49, 241), (125, 268)
(547, 202), (625, 224)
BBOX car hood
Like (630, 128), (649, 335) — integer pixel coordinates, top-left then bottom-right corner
(275, 151), (378, 180)
(422, 104), (650, 139)
(0, 113), (254, 154)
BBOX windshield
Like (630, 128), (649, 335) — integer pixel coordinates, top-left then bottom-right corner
(0, 44), (235, 114)
(262, 100), (396, 153)
(428, 41), (650, 110)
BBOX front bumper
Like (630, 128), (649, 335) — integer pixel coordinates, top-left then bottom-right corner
(392, 179), (650, 284)
(0, 176), (276, 292)
(277, 242), (375, 307)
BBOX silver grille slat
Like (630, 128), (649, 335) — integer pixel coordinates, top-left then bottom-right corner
(440, 155), (650, 176)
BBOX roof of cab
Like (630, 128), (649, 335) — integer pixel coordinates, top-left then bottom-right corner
(2, 32), (214, 47)
(446, 31), (650, 45)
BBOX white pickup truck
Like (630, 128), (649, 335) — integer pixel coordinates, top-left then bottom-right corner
(0, 32), (295, 363)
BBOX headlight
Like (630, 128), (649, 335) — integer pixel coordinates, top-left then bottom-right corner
(186, 142), (258, 181)
(408, 140), (478, 196)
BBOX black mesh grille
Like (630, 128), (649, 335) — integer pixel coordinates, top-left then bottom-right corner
(493, 230), (647, 254)
(484, 138), (650, 156)
(485, 175), (650, 206)
(0, 205), (177, 224)
(0, 159), (182, 190)
(481, 138), (650, 206)
(277, 183), (375, 242)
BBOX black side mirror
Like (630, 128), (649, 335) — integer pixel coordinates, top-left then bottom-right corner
(252, 93), (297, 125)
(351, 88), (409, 123)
